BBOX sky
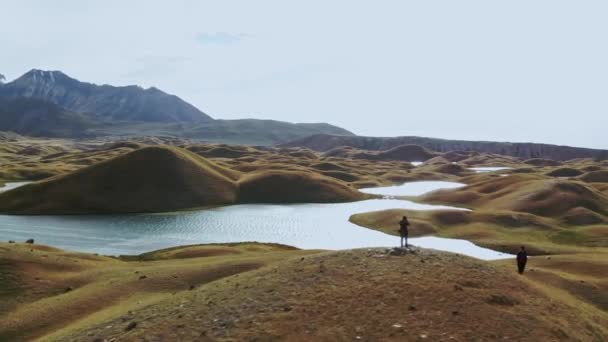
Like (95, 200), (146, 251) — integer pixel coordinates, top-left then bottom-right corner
(1, 1), (607, 149)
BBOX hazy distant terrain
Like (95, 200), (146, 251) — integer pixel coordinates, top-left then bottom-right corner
(281, 134), (608, 161)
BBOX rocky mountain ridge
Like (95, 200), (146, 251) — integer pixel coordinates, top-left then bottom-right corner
(0, 69), (212, 123)
(0, 70), (353, 144)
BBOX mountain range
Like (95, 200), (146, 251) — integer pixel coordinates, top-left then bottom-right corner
(1, 69), (607, 160)
(0, 69), (353, 143)
(0, 69), (212, 123)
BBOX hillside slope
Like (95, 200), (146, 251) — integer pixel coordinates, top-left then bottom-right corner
(87, 119), (354, 145)
(0, 97), (98, 137)
(238, 170), (365, 203)
(0, 144), (367, 213)
(60, 248), (607, 341)
(0, 242), (317, 341)
(0, 146), (239, 214)
(0, 70), (354, 144)
(421, 175), (608, 219)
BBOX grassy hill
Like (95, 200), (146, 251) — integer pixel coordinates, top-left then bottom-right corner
(420, 174), (608, 218)
(323, 144), (438, 162)
(350, 168), (608, 256)
(0, 144), (368, 213)
(238, 170), (366, 203)
(0, 146), (239, 214)
(1, 243), (605, 341)
(0, 242), (318, 341)
(1, 138), (608, 340)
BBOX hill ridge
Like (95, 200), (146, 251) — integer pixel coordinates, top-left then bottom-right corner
(280, 134), (608, 161)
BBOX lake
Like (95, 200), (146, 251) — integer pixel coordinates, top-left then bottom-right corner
(468, 167), (512, 173)
(0, 181), (510, 260)
(359, 181), (465, 197)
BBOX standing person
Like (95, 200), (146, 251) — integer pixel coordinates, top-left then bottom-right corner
(516, 246), (528, 274)
(398, 216), (410, 248)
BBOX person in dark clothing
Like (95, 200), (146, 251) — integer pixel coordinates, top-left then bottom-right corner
(516, 246), (528, 274)
(398, 216), (410, 248)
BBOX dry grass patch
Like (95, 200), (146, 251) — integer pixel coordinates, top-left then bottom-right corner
(0, 242), (318, 341)
(64, 249), (606, 341)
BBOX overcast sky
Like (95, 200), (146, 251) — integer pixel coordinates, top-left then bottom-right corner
(1, 1), (606, 148)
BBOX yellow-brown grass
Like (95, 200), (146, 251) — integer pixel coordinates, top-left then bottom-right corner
(579, 170), (608, 183)
(62, 248), (607, 341)
(421, 175), (608, 219)
(0, 146), (239, 214)
(494, 253), (608, 327)
(238, 170), (366, 203)
(0, 242), (318, 341)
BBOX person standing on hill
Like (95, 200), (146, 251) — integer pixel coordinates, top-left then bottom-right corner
(398, 216), (410, 248)
(516, 246), (528, 274)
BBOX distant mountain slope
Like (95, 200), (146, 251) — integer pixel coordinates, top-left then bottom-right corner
(0, 69), (212, 123)
(0, 97), (97, 137)
(280, 134), (608, 161)
(0, 70), (354, 144)
(84, 119), (354, 145)
(183, 119), (354, 145)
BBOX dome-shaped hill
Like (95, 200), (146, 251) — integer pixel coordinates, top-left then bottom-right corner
(0, 146), (239, 214)
(459, 154), (518, 167)
(100, 141), (146, 151)
(373, 144), (435, 162)
(199, 146), (250, 158)
(581, 165), (602, 172)
(510, 167), (535, 173)
(320, 170), (360, 182)
(508, 180), (608, 217)
(311, 162), (347, 171)
(579, 170), (608, 183)
(441, 151), (471, 162)
(428, 163), (468, 176)
(421, 156), (451, 165)
(347, 145), (435, 162)
(238, 170), (365, 203)
(524, 158), (561, 166)
(186, 144), (264, 159)
(561, 207), (606, 225)
(322, 146), (355, 158)
(422, 176), (608, 219)
(546, 167), (584, 177)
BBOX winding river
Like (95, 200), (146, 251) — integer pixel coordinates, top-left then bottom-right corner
(0, 181), (510, 260)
